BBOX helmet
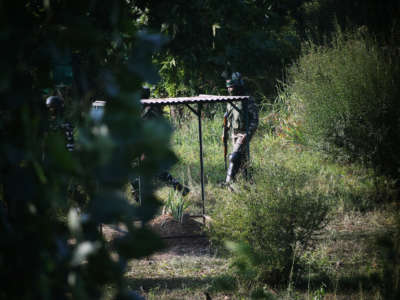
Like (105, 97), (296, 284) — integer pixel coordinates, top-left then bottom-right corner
(46, 96), (64, 115)
(226, 72), (244, 88)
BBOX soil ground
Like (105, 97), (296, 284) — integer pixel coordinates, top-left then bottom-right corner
(102, 214), (227, 299)
(101, 209), (396, 300)
(102, 214), (211, 258)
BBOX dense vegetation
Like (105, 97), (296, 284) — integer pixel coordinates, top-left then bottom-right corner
(165, 110), (398, 298)
(1, 0), (399, 299)
(282, 29), (400, 180)
(0, 1), (172, 299)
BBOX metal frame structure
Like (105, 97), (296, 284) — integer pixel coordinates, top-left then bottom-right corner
(140, 95), (250, 225)
(92, 95), (251, 238)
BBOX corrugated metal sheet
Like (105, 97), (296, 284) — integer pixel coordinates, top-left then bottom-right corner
(140, 95), (249, 105)
(92, 100), (106, 107)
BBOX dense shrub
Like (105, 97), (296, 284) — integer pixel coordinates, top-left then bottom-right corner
(281, 28), (400, 180)
(208, 165), (331, 285)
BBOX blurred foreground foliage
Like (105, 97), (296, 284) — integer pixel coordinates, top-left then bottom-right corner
(0, 1), (175, 299)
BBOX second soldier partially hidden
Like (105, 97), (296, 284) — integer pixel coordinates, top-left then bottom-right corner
(222, 72), (259, 187)
(130, 87), (190, 202)
(44, 95), (75, 155)
(44, 94), (89, 208)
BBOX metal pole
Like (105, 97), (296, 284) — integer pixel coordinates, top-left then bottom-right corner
(245, 99), (250, 180)
(197, 103), (205, 224)
(138, 175), (142, 206)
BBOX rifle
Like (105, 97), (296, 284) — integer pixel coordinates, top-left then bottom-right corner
(222, 112), (229, 170)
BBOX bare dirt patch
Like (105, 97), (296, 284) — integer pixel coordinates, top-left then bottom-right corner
(103, 215), (230, 299)
(149, 214), (210, 258)
(102, 214), (210, 259)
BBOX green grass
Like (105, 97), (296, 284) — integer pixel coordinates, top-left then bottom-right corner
(120, 209), (395, 299)
(125, 255), (236, 299)
(119, 29), (400, 298)
(166, 111), (391, 215)
(118, 107), (398, 299)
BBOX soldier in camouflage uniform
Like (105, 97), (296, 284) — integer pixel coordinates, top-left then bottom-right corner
(130, 88), (190, 202)
(44, 94), (88, 210)
(44, 95), (75, 154)
(223, 72), (259, 184)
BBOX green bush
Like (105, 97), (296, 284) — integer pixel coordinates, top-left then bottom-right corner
(208, 164), (331, 285)
(282, 27), (400, 179)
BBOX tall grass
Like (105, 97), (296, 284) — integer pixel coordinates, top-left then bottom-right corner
(164, 190), (190, 223)
(281, 27), (400, 179)
(164, 105), (392, 288)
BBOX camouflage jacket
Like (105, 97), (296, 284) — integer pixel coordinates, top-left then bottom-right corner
(226, 96), (258, 138)
(48, 119), (75, 152)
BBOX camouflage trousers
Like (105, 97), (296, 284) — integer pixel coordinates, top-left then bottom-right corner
(226, 132), (251, 183)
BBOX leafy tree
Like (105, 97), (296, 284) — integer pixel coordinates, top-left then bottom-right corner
(130, 0), (399, 103)
(0, 1), (175, 299)
(295, 0), (400, 44)
(130, 0), (302, 100)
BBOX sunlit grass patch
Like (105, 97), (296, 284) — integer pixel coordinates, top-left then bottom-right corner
(125, 255), (236, 299)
